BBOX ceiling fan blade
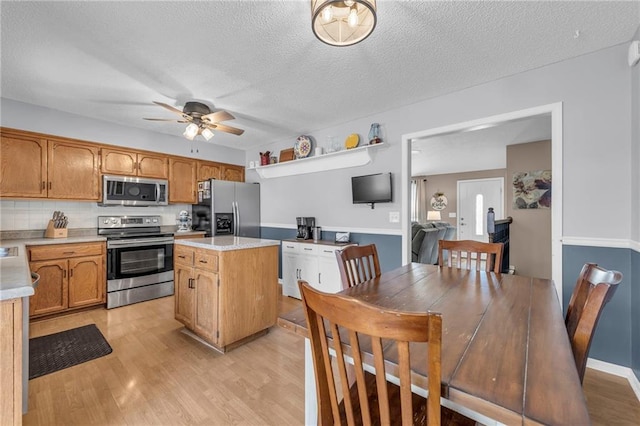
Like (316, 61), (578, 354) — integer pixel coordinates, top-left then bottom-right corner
(201, 110), (235, 123)
(153, 101), (186, 116)
(209, 123), (245, 136)
(143, 118), (179, 121)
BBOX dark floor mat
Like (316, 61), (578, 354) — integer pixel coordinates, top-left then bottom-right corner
(29, 324), (112, 379)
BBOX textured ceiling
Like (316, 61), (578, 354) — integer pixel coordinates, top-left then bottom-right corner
(1, 1), (638, 151)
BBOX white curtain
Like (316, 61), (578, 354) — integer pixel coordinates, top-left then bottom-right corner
(411, 178), (428, 223)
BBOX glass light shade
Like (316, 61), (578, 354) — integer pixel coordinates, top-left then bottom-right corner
(311, 0), (376, 46)
(183, 123), (199, 140)
(427, 211), (442, 221)
(201, 128), (214, 140)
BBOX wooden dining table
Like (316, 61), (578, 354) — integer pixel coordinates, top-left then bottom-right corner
(278, 262), (590, 426)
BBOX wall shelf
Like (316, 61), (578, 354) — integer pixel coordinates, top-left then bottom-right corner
(254, 143), (384, 179)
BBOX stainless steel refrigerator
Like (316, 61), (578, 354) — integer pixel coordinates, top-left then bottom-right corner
(192, 180), (260, 238)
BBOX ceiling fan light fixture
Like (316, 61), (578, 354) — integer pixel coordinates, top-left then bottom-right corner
(183, 123), (199, 140)
(311, 0), (376, 47)
(201, 128), (214, 141)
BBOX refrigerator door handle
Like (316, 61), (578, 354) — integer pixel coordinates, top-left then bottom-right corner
(233, 201), (239, 236)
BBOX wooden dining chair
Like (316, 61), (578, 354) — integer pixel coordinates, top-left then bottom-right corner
(565, 263), (623, 383)
(438, 240), (504, 273)
(298, 280), (475, 426)
(335, 244), (382, 289)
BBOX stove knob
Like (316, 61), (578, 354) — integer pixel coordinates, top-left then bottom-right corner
(103, 219), (109, 224)
(152, 218), (158, 223)
(145, 218), (151, 223)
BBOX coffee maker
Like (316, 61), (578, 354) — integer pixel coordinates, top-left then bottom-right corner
(296, 217), (315, 240)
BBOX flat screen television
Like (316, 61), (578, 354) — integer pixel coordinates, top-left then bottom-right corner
(351, 173), (392, 208)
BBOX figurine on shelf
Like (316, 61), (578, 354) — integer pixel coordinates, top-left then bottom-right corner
(368, 123), (382, 145)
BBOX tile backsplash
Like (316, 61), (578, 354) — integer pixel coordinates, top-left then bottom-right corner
(0, 200), (191, 231)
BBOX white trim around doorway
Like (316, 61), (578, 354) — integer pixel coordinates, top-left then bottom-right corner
(401, 102), (563, 305)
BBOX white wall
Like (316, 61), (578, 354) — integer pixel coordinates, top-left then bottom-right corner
(249, 43), (634, 242)
(0, 98), (245, 164)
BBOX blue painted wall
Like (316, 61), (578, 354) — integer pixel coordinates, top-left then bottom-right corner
(562, 246), (633, 367)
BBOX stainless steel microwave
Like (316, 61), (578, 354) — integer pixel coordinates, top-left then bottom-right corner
(101, 175), (168, 206)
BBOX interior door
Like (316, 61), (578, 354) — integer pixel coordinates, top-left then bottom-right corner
(457, 178), (503, 242)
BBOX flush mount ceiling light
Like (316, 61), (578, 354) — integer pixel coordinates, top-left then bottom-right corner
(311, 0), (377, 46)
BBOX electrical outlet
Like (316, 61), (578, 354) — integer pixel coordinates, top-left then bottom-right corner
(389, 211), (400, 223)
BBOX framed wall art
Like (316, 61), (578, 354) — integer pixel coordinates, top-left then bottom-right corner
(512, 170), (551, 209)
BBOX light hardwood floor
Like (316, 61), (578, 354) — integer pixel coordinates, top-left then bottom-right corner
(23, 289), (639, 425)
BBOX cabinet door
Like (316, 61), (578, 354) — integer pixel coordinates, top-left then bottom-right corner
(169, 157), (197, 203)
(281, 243), (300, 299)
(197, 161), (221, 181)
(298, 250), (319, 290)
(137, 153), (168, 179)
(317, 255), (343, 293)
(0, 299), (22, 426)
(29, 260), (68, 316)
(193, 269), (218, 343)
(221, 165), (244, 182)
(0, 134), (47, 198)
(68, 255), (104, 308)
(101, 148), (137, 176)
(174, 265), (194, 328)
(48, 140), (100, 200)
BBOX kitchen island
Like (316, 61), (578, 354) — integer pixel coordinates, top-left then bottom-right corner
(173, 236), (280, 352)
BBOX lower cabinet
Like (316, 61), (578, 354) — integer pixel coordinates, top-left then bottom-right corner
(27, 242), (105, 318)
(281, 240), (356, 299)
(174, 243), (278, 352)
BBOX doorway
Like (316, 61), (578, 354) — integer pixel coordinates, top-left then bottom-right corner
(400, 103), (563, 304)
(457, 178), (504, 242)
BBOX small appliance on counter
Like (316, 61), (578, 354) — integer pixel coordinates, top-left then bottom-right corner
(296, 217), (315, 240)
(176, 210), (192, 232)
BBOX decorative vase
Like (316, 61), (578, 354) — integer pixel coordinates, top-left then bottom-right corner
(260, 151), (271, 166)
(368, 123), (382, 145)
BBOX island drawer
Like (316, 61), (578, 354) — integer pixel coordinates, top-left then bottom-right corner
(195, 250), (218, 272)
(28, 242), (104, 261)
(174, 245), (195, 266)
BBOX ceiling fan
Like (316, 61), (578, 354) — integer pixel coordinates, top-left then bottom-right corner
(144, 101), (244, 140)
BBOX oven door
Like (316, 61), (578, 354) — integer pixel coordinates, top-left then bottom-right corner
(107, 237), (174, 281)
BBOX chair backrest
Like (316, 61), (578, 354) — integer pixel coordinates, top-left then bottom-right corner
(438, 239), (504, 273)
(298, 280), (443, 426)
(565, 263), (622, 383)
(335, 244), (382, 289)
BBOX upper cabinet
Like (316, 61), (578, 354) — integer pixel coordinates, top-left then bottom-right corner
(0, 133), (48, 197)
(222, 164), (245, 182)
(197, 161), (222, 181)
(101, 148), (168, 179)
(0, 127), (244, 202)
(1, 131), (100, 200)
(169, 157), (197, 204)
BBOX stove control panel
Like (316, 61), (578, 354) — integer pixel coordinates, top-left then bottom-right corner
(98, 215), (162, 229)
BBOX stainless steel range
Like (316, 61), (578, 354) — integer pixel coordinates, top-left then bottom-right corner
(98, 215), (174, 309)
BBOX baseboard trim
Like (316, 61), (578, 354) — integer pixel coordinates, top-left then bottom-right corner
(587, 358), (640, 402)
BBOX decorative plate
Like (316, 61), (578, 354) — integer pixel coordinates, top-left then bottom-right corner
(294, 135), (312, 158)
(345, 133), (359, 149)
(430, 193), (448, 210)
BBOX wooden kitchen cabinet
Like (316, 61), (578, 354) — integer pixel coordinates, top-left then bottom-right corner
(169, 157), (197, 203)
(174, 245), (218, 344)
(221, 164), (245, 182)
(27, 242), (105, 318)
(173, 243), (276, 352)
(0, 130), (100, 200)
(101, 147), (168, 179)
(0, 298), (23, 426)
(0, 133), (48, 198)
(197, 161), (222, 181)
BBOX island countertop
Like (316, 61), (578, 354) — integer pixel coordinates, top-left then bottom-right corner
(0, 243), (35, 301)
(174, 236), (281, 251)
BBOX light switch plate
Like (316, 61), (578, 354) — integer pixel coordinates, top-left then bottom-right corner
(389, 211), (400, 223)
(448, 212), (457, 218)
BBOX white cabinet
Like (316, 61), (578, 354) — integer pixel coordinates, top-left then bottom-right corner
(281, 240), (355, 299)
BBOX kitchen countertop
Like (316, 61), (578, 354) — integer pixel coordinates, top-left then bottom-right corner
(0, 236), (106, 301)
(174, 236), (281, 251)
